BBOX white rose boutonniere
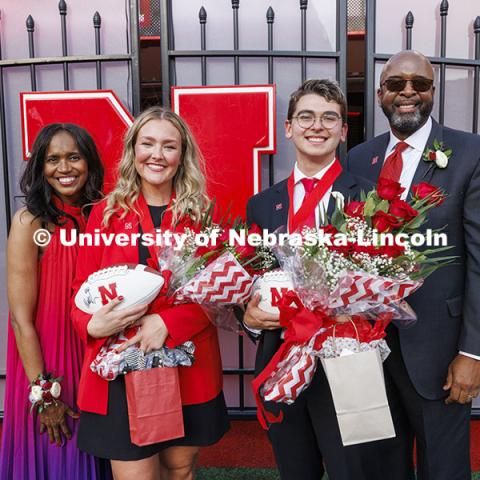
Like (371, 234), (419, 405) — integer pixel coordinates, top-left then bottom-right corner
(331, 191), (345, 211)
(423, 140), (452, 170)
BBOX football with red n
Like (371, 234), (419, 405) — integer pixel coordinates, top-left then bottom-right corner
(252, 270), (294, 314)
(74, 264), (164, 314)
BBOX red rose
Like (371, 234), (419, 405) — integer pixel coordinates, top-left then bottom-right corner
(354, 244), (379, 256)
(43, 381), (52, 389)
(42, 391), (53, 402)
(376, 178), (405, 201)
(388, 199), (418, 222)
(380, 243), (405, 258)
(411, 182), (445, 206)
(372, 211), (403, 233)
(331, 242), (355, 257)
(428, 151), (436, 161)
(344, 201), (365, 218)
(320, 224), (338, 235)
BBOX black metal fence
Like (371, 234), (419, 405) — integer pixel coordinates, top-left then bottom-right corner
(159, 0), (348, 417)
(0, 0), (140, 417)
(0, 0), (141, 231)
(365, 0), (480, 139)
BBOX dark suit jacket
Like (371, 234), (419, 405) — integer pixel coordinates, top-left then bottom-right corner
(346, 118), (480, 400)
(246, 170), (373, 375)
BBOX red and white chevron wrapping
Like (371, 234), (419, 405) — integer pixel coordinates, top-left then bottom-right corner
(90, 328), (136, 380)
(175, 251), (254, 305)
(329, 271), (422, 310)
(262, 342), (318, 404)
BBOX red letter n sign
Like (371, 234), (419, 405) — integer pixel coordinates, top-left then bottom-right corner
(172, 85), (276, 220)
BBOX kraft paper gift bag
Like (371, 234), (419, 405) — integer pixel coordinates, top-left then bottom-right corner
(320, 347), (395, 446)
(125, 367), (184, 446)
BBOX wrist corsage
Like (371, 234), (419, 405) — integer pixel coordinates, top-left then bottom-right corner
(29, 373), (63, 413)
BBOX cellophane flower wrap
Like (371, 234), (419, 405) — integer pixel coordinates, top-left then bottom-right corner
(255, 179), (454, 423)
(159, 212), (277, 332)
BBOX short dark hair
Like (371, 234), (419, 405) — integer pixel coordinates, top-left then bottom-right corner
(20, 123), (104, 228)
(287, 79), (347, 122)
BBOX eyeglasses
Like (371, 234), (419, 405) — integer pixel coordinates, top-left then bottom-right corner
(291, 111), (342, 130)
(381, 77), (434, 93)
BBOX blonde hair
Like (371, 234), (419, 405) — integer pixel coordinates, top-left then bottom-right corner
(103, 106), (209, 226)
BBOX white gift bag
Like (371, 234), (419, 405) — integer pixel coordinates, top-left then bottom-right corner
(320, 324), (395, 446)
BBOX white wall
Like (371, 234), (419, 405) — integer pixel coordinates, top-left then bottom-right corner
(374, 0), (480, 136)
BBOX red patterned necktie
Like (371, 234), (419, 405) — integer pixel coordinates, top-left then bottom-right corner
(300, 177), (319, 227)
(379, 141), (409, 182)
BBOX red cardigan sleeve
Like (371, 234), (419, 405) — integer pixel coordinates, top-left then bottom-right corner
(70, 201), (107, 344)
(152, 303), (211, 348)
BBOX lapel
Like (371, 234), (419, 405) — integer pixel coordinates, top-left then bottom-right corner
(327, 171), (359, 217)
(367, 133), (390, 182)
(271, 179), (289, 230)
(409, 118), (444, 191)
(110, 210), (140, 264)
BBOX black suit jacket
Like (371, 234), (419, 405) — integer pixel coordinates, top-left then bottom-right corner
(346, 118), (480, 399)
(246, 170), (373, 375)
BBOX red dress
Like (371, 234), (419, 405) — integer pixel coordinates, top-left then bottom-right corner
(0, 204), (110, 479)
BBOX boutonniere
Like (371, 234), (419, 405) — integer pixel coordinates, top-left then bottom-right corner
(331, 191), (345, 210)
(423, 139), (452, 169)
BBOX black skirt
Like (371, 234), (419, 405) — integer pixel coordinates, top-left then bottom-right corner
(77, 376), (230, 461)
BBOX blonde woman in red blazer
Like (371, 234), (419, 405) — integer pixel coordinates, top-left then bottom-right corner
(71, 107), (228, 479)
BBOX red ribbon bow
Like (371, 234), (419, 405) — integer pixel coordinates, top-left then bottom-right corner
(252, 291), (326, 429)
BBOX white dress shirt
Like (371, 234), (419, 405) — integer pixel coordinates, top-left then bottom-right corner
(245, 158), (337, 334)
(292, 158), (335, 228)
(384, 117), (432, 200)
(384, 117), (479, 361)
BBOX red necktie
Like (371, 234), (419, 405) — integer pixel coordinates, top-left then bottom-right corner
(379, 141), (409, 182)
(300, 177), (319, 227)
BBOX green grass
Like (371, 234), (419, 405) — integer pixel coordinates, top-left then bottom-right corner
(197, 469), (480, 480)
(197, 468), (280, 479)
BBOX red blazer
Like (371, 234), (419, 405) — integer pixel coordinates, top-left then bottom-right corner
(71, 200), (223, 415)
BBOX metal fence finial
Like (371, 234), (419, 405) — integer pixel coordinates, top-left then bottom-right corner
(231, 0), (239, 9)
(474, 16), (480, 34)
(199, 7), (207, 24)
(406, 11), (414, 28)
(440, 0), (449, 15)
(300, 0), (308, 10)
(26, 15), (34, 31)
(93, 11), (101, 27)
(266, 6), (274, 23)
(59, 0), (67, 15)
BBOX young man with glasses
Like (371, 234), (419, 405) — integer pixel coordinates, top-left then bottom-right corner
(244, 79), (379, 480)
(347, 50), (480, 480)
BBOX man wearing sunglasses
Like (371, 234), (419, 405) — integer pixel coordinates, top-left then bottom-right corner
(243, 79), (379, 480)
(347, 50), (480, 480)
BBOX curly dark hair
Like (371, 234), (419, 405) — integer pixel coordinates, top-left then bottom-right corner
(19, 123), (104, 229)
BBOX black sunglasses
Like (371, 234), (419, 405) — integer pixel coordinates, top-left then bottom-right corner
(381, 77), (434, 93)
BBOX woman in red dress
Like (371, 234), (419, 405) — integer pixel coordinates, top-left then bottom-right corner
(71, 106), (229, 479)
(0, 124), (109, 479)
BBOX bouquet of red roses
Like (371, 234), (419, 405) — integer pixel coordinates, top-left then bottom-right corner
(156, 212), (277, 331)
(255, 179), (454, 416)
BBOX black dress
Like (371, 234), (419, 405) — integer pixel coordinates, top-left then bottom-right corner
(78, 205), (229, 460)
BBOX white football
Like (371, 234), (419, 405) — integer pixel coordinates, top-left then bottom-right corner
(74, 264), (164, 314)
(252, 270), (294, 315)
